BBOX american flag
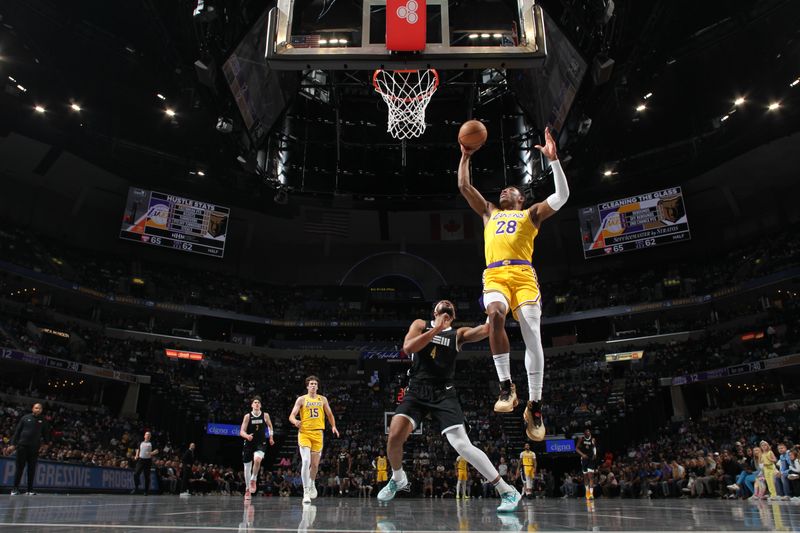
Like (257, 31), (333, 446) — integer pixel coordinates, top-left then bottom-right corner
(291, 35), (321, 48)
(304, 209), (350, 238)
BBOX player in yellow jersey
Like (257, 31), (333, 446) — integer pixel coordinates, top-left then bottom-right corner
(289, 375), (339, 504)
(455, 455), (470, 499)
(517, 443), (537, 499)
(374, 453), (388, 484)
(458, 126), (569, 442)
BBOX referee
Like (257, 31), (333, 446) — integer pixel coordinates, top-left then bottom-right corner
(131, 431), (159, 495)
(5, 402), (51, 495)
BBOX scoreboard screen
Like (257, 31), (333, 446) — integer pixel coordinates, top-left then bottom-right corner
(120, 187), (229, 258)
(578, 186), (691, 259)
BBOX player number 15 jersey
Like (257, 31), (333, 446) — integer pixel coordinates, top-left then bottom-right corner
(300, 395), (326, 431)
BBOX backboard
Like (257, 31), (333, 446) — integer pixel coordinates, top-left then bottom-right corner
(266, 0), (547, 70)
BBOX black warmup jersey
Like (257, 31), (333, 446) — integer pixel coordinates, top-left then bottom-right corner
(407, 327), (459, 384)
(11, 414), (50, 447)
(578, 436), (596, 459)
(244, 411), (267, 446)
(337, 453), (349, 477)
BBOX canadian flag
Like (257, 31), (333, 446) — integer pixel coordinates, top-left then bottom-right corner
(430, 213), (476, 241)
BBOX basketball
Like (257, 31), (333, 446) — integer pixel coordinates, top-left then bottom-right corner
(458, 120), (488, 151)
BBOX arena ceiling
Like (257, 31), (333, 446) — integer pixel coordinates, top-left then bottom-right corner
(0, 0), (798, 211)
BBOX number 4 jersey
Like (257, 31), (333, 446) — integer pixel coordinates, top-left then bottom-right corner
(300, 395), (326, 431)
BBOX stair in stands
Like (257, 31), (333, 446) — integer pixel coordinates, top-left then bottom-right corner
(273, 426), (298, 468)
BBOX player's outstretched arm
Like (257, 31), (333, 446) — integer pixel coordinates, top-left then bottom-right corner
(458, 144), (493, 223)
(530, 126), (569, 226)
(457, 323), (490, 346)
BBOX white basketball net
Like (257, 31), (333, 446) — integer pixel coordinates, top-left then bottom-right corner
(373, 69), (439, 140)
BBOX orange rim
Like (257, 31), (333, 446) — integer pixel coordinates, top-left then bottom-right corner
(373, 69), (440, 103)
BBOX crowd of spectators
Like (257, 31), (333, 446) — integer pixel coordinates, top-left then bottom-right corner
(1, 293), (799, 449)
(559, 403), (800, 501)
(1, 223), (798, 325)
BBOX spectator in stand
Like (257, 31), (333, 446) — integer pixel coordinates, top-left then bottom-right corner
(759, 440), (779, 500)
(776, 442), (792, 499)
(787, 448), (800, 499)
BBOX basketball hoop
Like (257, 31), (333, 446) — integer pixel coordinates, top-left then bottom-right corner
(373, 69), (439, 140)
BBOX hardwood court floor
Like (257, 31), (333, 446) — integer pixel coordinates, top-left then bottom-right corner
(1, 493), (798, 531)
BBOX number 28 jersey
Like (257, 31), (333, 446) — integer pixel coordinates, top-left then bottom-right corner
(483, 209), (538, 265)
(300, 395), (326, 431)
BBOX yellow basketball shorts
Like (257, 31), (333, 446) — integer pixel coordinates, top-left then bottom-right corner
(523, 466), (535, 479)
(482, 264), (541, 320)
(457, 472), (468, 481)
(298, 430), (324, 453)
(377, 470), (388, 482)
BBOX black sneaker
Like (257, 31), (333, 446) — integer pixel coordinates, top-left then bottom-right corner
(25, 491), (37, 496)
(524, 400), (545, 441)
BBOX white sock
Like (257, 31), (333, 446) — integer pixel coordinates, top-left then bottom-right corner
(518, 305), (544, 402)
(243, 462), (252, 484)
(492, 353), (511, 382)
(494, 477), (514, 495)
(392, 468), (407, 484)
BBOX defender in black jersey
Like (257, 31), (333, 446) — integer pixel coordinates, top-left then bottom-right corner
(576, 428), (597, 500)
(239, 397), (274, 497)
(378, 301), (523, 513)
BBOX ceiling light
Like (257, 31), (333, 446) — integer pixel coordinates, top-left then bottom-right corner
(8, 75), (16, 82)
(34, 105), (45, 114)
(635, 104), (646, 112)
(720, 114), (729, 122)
(468, 34), (479, 39)
(70, 103), (81, 112)
(481, 33), (490, 38)
(329, 38), (338, 44)
(734, 97), (745, 106)
(16, 84), (26, 92)
(165, 108), (176, 117)
(339, 39), (348, 45)
(643, 92), (653, 99)
(197, 170), (205, 176)
(767, 102), (780, 111)
(492, 33), (502, 38)
(790, 78), (799, 88)
(156, 93), (166, 100)
(319, 39), (328, 45)
(603, 170), (613, 176)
